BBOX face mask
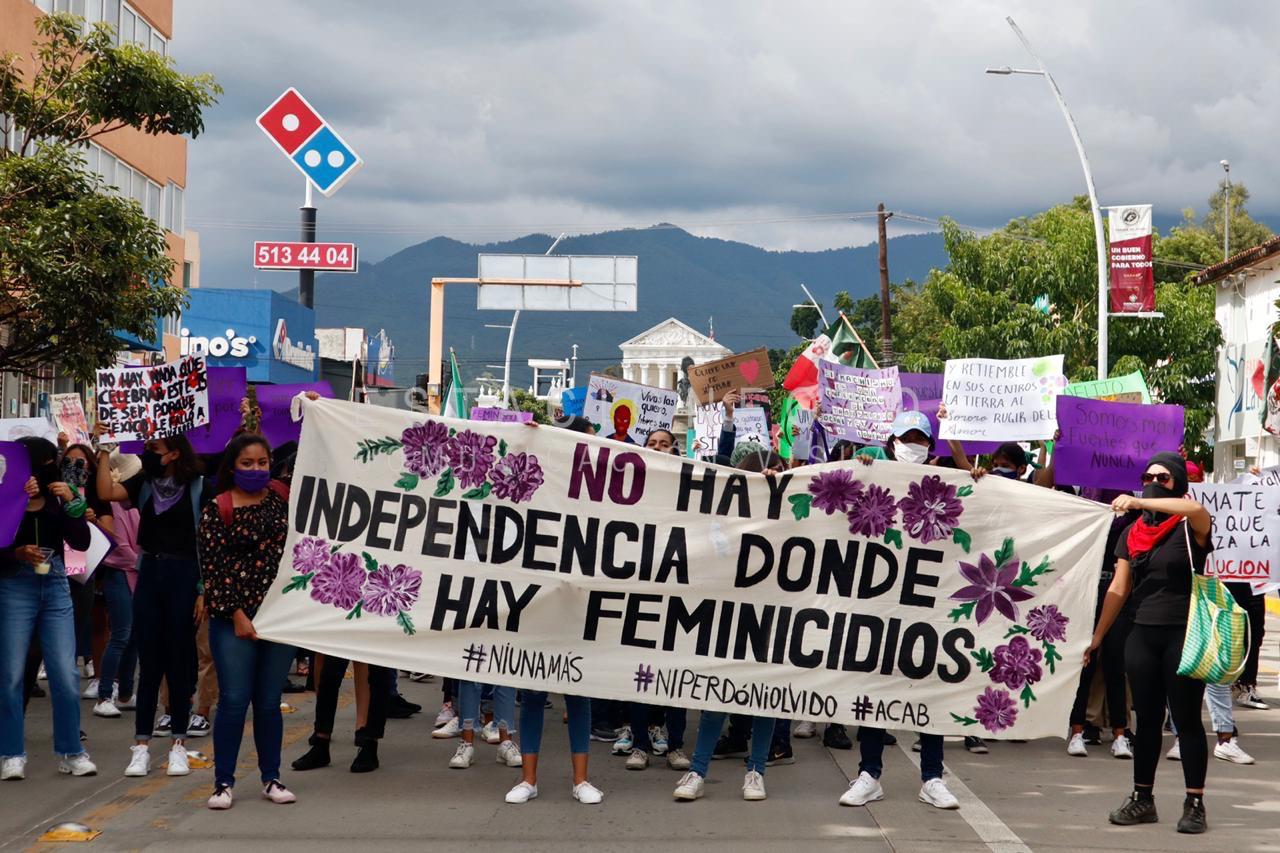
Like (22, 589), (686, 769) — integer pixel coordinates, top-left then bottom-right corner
(894, 440), (929, 465)
(141, 450), (167, 479)
(1140, 481), (1178, 524)
(35, 461), (60, 488)
(60, 459), (87, 489)
(233, 468), (271, 493)
(992, 466), (1020, 480)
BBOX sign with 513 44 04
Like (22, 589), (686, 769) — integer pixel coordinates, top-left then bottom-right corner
(254, 241), (358, 273)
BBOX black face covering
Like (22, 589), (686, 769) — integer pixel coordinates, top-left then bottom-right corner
(141, 450), (167, 480)
(1140, 451), (1189, 525)
(35, 462), (60, 488)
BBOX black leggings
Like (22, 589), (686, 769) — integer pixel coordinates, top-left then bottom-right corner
(313, 656), (391, 745)
(1225, 584), (1265, 688)
(1126, 624), (1206, 790)
(1070, 613), (1131, 729)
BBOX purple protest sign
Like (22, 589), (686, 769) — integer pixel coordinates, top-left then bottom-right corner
(257, 382), (334, 449)
(185, 367), (248, 454)
(899, 372), (944, 407)
(470, 407), (534, 423)
(1053, 396), (1185, 489)
(817, 362), (901, 445)
(0, 441), (32, 548)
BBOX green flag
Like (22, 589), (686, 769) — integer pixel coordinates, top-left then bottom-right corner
(443, 350), (466, 419)
(828, 319), (877, 369)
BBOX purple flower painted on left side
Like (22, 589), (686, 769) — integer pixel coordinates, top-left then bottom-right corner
(363, 563), (423, 616)
(950, 551), (1035, 624)
(310, 552), (366, 610)
(973, 687), (1018, 734)
(489, 452), (545, 503)
(445, 430), (499, 489)
(989, 635), (1044, 690)
(897, 475), (963, 544)
(401, 420), (451, 477)
(846, 484), (897, 538)
(1025, 604), (1070, 643)
(808, 469), (864, 515)
(292, 536), (330, 575)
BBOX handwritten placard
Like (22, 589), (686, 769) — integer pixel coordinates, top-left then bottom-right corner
(95, 356), (210, 442)
(818, 363), (901, 445)
(51, 393), (91, 445)
(940, 356), (1064, 442)
(733, 407), (769, 446)
(584, 373), (679, 444)
(471, 407), (534, 423)
(687, 348), (774, 404)
(1188, 483), (1280, 583)
(1053, 397), (1184, 489)
(1062, 370), (1151, 405)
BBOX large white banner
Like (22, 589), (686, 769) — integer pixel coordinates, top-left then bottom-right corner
(255, 399), (1111, 738)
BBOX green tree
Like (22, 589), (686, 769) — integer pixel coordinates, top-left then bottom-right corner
(510, 387), (550, 424)
(788, 303), (822, 339)
(0, 14), (220, 379)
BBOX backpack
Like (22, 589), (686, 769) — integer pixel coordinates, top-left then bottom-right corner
(215, 480), (290, 528)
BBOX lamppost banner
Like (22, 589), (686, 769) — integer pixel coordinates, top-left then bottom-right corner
(1107, 205), (1155, 313)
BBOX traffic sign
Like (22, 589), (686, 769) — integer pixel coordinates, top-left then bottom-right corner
(254, 241), (358, 273)
(256, 87), (363, 197)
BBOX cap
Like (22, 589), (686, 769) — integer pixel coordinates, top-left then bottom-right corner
(890, 410), (932, 439)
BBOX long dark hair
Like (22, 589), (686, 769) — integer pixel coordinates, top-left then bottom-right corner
(155, 433), (204, 485)
(216, 433), (272, 494)
(61, 443), (100, 506)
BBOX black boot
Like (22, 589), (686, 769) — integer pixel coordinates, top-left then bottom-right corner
(823, 723), (853, 750)
(350, 729), (379, 773)
(291, 734), (331, 771)
(1176, 795), (1207, 834)
(1109, 790), (1158, 826)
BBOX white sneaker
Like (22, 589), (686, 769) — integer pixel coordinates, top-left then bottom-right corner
(626, 748), (650, 770)
(794, 720), (818, 739)
(479, 721), (501, 744)
(1067, 732), (1088, 756)
(505, 781), (538, 804)
(82, 678), (100, 699)
(919, 778), (959, 809)
(434, 702), (457, 727)
(673, 771), (705, 800)
(124, 744), (150, 777)
(572, 780), (603, 804)
(742, 770), (767, 801)
(93, 699), (121, 718)
(166, 744), (190, 776)
(667, 748), (691, 771)
(431, 718), (461, 739)
(83, 659), (95, 678)
(262, 780), (296, 804)
(207, 784), (234, 810)
(611, 726), (634, 755)
(448, 742), (475, 769)
(59, 753), (98, 776)
(496, 740), (523, 767)
(37, 663), (47, 680)
(1, 756), (26, 780)
(1215, 737), (1255, 765)
(1111, 734), (1133, 759)
(839, 771), (884, 806)
(116, 693), (136, 710)
(1166, 739), (1181, 761)
(649, 726), (669, 756)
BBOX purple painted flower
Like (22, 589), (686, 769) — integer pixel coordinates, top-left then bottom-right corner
(950, 551), (1035, 625)
(292, 536), (330, 574)
(1025, 604), (1070, 643)
(846, 484), (898, 538)
(401, 420), (451, 477)
(897, 475), (963, 544)
(974, 687), (1018, 734)
(445, 430), (499, 489)
(362, 563), (423, 616)
(990, 635), (1044, 691)
(310, 552), (366, 610)
(489, 452), (545, 503)
(808, 469), (864, 515)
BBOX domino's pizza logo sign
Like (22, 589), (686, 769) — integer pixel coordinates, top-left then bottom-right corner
(257, 88), (363, 196)
(272, 319), (317, 372)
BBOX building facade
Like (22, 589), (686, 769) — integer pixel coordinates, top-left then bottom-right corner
(179, 289), (319, 384)
(619, 317), (731, 402)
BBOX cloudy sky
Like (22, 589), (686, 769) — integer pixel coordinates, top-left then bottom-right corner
(173, 0), (1278, 288)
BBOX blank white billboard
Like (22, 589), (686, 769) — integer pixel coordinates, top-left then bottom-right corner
(476, 254), (638, 312)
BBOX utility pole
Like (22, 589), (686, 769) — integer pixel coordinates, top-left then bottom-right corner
(299, 180), (316, 307)
(877, 202), (894, 365)
(1221, 160), (1231, 261)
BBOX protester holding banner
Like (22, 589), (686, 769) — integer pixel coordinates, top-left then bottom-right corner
(95, 428), (210, 778)
(1089, 452), (1212, 834)
(0, 437), (95, 780)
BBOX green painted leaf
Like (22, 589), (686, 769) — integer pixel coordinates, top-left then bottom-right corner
(957, 485), (974, 497)
(993, 537), (1015, 567)
(394, 472), (419, 491)
(282, 573), (313, 594)
(397, 611), (416, 636)
(970, 647), (995, 672)
(1019, 683), (1036, 708)
(948, 600), (976, 623)
(883, 528), (903, 549)
(329, 544), (342, 554)
(345, 601), (363, 620)
(462, 482), (493, 500)
(1003, 624), (1030, 639)
(788, 493), (812, 521)
(498, 438), (508, 457)
(361, 552), (379, 574)
(950, 712), (979, 727)
(434, 469), (454, 497)
(1043, 642), (1062, 675)
(1013, 555), (1053, 588)
(952, 528), (972, 553)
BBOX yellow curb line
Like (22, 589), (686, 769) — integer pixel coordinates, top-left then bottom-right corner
(1266, 596), (1280, 617)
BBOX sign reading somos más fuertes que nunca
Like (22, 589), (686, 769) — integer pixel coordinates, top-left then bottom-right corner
(253, 398), (1111, 738)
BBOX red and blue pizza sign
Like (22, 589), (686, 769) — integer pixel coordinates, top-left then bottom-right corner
(256, 88), (363, 196)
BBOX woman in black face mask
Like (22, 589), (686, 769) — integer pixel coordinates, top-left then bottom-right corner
(1086, 451), (1213, 834)
(95, 426), (208, 780)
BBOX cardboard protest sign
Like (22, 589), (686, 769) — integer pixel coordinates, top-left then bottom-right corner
(940, 356), (1065, 442)
(185, 367), (249, 454)
(95, 356), (210, 442)
(256, 382), (334, 450)
(0, 417), (58, 442)
(687, 348), (774, 404)
(1188, 483), (1280, 583)
(584, 374), (679, 444)
(0, 441), (32, 548)
(255, 397), (1112, 738)
(818, 363), (901, 445)
(733, 407), (769, 446)
(1062, 371), (1151, 405)
(1053, 397), (1184, 489)
(51, 394), (91, 445)
(471, 408), (534, 423)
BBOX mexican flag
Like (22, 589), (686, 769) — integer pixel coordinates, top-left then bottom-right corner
(828, 317), (878, 369)
(443, 350), (466, 419)
(1261, 334), (1280, 436)
(782, 333), (831, 399)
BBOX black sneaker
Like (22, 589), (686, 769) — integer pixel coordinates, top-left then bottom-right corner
(1082, 724), (1103, 745)
(964, 736), (989, 754)
(764, 742), (794, 766)
(883, 731), (898, 746)
(291, 734), (331, 771)
(590, 725), (620, 742)
(1176, 795), (1206, 834)
(823, 723), (853, 750)
(712, 735), (749, 760)
(1109, 792), (1158, 826)
(385, 694), (419, 719)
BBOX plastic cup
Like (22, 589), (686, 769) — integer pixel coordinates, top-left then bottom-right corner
(34, 547), (55, 575)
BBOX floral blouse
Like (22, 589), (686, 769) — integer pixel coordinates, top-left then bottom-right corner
(197, 491), (289, 619)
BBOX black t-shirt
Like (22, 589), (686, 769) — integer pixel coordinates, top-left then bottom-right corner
(122, 473), (207, 559)
(1115, 519), (1212, 627)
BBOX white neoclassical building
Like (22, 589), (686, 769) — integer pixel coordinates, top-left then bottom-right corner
(619, 317), (731, 409)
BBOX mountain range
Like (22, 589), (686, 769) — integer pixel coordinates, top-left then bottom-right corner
(309, 227), (949, 388)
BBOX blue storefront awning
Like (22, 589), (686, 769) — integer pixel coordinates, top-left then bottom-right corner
(113, 329), (163, 352)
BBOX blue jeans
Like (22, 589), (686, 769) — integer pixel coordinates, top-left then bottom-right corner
(691, 712), (772, 776)
(859, 728), (943, 781)
(520, 692), (590, 755)
(457, 681), (516, 732)
(208, 617), (296, 788)
(0, 559), (82, 757)
(97, 567), (137, 701)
